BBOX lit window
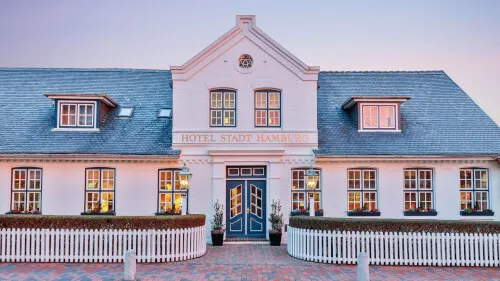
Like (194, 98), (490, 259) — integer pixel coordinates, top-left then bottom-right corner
(361, 104), (396, 130)
(347, 169), (377, 211)
(291, 168), (321, 211)
(158, 169), (188, 214)
(59, 102), (95, 128)
(117, 107), (134, 117)
(460, 168), (489, 211)
(210, 90), (235, 127)
(11, 168), (42, 213)
(85, 168), (115, 214)
(404, 169), (433, 210)
(158, 108), (172, 118)
(255, 90), (281, 127)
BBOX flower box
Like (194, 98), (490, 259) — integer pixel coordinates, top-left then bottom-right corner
(460, 210), (494, 216)
(6, 211), (41, 215)
(80, 211), (115, 216)
(314, 209), (324, 217)
(154, 212), (181, 216)
(348, 211), (381, 217)
(404, 210), (438, 216)
(290, 211), (310, 217)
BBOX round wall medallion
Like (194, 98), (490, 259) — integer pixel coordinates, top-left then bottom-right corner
(238, 54), (253, 69)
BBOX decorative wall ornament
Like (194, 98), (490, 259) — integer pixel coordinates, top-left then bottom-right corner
(238, 54), (253, 69)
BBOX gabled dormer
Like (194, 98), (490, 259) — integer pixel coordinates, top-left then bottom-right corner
(342, 96), (411, 132)
(44, 94), (118, 131)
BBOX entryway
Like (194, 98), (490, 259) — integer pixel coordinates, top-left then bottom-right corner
(226, 166), (266, 238)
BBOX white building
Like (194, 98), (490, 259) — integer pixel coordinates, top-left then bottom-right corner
(0, 15), (498, 241)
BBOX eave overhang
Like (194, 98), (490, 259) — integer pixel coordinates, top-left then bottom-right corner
(342, 96), (412, 110)
(44, 93), (118, 108)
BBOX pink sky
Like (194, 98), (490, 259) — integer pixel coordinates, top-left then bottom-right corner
(0, 0), (498, 125)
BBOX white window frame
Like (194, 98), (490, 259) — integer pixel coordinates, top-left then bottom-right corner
(291, 168), (321, 211)
(460, 168), (489, 211)
(255, 90), (281, 127)
(158, 169), (187, 214)
(359, 103), (399, 132)
(85, 168), (115, 213)
(58, 100), (97, 129)
(403, 169), (434, 210)
(347, 169), (378, 211)
(11, 168), (42, 212)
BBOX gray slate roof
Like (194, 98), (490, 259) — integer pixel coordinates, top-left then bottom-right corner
(316, 71), (500, 156)
(0, 68), (179, 156)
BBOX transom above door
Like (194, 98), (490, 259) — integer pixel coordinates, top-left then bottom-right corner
(226, 166), (266, 238)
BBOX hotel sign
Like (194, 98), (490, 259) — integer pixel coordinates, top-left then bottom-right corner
(173, 132), (317, 144)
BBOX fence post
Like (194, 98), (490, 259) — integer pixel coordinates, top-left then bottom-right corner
(124, 249), (137, 281)
(357, 252), (369, 281)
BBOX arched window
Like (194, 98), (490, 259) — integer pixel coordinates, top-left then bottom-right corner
(255, 90), (281, 127)
(210, 89), (236, 127)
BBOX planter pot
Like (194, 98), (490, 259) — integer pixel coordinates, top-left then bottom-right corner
(404, 210), (438, 216)
(269, 232), (282, 246)
(211, 232), (224, 246)
(315, 210), (324, 217)
(348, 211), (381, 217)
(290, 211), (310, 217)
(460, 211), (494, 216)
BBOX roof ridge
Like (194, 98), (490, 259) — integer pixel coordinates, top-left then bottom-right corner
(320, 70), (444, 74)
(0, 67), (170, 73)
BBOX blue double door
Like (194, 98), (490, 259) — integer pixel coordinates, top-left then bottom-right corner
(226, 167), (266, 238)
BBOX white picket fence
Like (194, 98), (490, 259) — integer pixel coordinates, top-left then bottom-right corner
(0, 226), (206, 263)
(287, 226), (500, 267)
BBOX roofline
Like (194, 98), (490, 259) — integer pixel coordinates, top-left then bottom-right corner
(0, 153), (180, 159)
(342, 96), (412, 110)
(44, 93), (119, 107)
(0, 67), (170, 73)
(314, 154), (499, 159)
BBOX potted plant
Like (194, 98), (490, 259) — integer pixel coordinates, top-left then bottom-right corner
(210, 200), (225, 246)
(268, 199), (284, 246)
(315, 208), (324, 217)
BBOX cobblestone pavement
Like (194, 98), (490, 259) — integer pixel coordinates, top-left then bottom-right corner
(1, 244), (499, 281)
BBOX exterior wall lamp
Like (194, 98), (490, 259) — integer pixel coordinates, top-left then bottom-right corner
(178, 162), (192, 214)
(305, 164), (319, 215)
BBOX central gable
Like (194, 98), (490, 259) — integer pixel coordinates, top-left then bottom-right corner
(171, 15), (319, 82)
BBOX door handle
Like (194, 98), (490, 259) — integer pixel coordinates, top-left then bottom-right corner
(246, 208), (250, 214)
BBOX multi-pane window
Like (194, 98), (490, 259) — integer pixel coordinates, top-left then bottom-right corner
(255, 90), (281, 127)
(59, 102), (95, 128)
(85, 168), (115, 213)
(347, 169), (377, 211)
(158, 169), (188, 214)
(291, 169), (321, 211)
(210, 90), (236, 127)
(404, 169), (433, 210)
(11, 168), (42, 212)
(460, 168), (489, 210)
(361, 105), (396, 129)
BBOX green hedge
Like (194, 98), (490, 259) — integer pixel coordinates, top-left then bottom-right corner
(0, 214), (205, 230)
(288, 217), (500, 234)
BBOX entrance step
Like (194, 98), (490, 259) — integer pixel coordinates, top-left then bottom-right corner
(224, 237), (269, 245)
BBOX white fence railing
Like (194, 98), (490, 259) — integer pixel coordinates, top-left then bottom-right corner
(0, 227), (206, 263)
(287, 226), (500, 267)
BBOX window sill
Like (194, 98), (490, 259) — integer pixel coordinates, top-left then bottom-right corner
(52, 128), (100, 132)
(404, 211), (437, 216)
(348, 211), (380, 217)
(460, 211), (494, 216)
(5, 211), (42, 215)
(81, 211), (115, 216)
(154, 212), (181, 216)
(358, 129), (401, 133)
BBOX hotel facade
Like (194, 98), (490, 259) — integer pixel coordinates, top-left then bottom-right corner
(0, 15), (499, 241)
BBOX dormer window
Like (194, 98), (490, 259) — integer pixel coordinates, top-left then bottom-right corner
(342, 96), (411, 132)
(45, 93), (118, 131)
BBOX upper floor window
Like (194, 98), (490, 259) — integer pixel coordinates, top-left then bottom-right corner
(460, 168), (489, 211)
(291, 168), (321, 211)
(404, 169), (434, 211)
(361, 104), (396, 130)
(347, 169), (377, 212)
(84, 168), (115, 215)
(210, 90), (236, 127)
(10, 168), (42, 213)
(255, 90), (281, 127)
(59, 101), (96, 128)
(157, 169), (187, 214)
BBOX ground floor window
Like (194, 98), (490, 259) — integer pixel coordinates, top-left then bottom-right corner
(11, 168), (42, 213)
(460, 168), (489, 210)
(404, 169), (433, 210)
(85, 168), (115, 213)
(158, 169), (187, 214)
(291, 168), (321, 211)
(347, 169), (377, 211)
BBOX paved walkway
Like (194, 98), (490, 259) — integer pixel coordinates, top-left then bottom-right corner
(1, 245), (499, 281)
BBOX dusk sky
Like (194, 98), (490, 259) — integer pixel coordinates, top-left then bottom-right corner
(0, 0), (498, 125)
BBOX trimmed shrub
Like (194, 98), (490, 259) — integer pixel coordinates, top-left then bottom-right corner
(289, 216), (500, 234)
(0, 214), (205, 230)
